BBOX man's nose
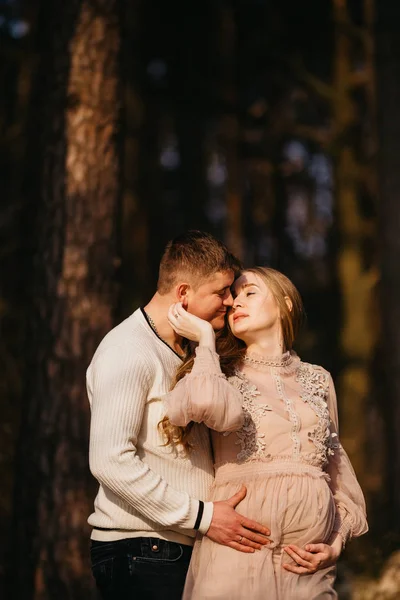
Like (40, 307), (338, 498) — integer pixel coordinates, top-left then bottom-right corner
(223, 291), (234, 307)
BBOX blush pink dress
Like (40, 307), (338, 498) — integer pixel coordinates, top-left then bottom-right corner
(164, 347), (368, 600)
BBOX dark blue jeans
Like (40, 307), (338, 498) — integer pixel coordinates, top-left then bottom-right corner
(90, 537), (192, 599)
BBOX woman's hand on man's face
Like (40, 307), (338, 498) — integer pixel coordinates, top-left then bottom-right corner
(282, 535), (342, 574)
(168, 302), (215, 347)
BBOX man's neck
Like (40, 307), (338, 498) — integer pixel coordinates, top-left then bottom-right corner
(144, 293), (184, 355)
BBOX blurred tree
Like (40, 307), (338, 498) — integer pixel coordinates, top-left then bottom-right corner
(332, 0), (378, 502)
(6, 0), (122, 598)
(170, 0), (213, 234)
(376, 0), (400, 542)
(235, 0), (279, 268)
(219, 1), (243, 260)
(119, 0), (149, 311)
(0, 1), (40, 584)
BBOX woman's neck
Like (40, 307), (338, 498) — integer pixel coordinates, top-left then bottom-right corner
(245, 337), (284, 358)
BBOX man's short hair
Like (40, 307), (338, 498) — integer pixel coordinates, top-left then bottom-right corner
(157, 230), (242, 294)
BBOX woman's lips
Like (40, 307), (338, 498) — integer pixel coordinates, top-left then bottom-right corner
(233, 313), (248, 323)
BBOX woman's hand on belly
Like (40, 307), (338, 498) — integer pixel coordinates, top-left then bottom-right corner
(282, 532), (342, 574)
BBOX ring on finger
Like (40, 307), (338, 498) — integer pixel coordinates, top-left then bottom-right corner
(238, 535), (243, 543)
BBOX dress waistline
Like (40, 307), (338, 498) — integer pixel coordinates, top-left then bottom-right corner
(214, 459), (329, 483)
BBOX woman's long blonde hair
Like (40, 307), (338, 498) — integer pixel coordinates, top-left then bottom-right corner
(159, 267), (304, 450)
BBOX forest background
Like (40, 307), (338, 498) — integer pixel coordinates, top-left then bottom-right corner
(1, 0), (400, 598)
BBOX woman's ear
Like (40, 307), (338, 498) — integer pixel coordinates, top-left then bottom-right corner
(284, 296), (293, 313)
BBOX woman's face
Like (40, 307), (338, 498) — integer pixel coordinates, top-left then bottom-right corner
(228, 271), (281, 343)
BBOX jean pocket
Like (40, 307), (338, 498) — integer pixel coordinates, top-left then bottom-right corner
(131, 544), (184, 564)
(92, 556), (115, 587)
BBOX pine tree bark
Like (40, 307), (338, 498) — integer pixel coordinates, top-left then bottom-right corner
(8, 1), (121, 598)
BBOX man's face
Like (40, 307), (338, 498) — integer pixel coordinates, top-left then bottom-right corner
(184, 270), (235, 330)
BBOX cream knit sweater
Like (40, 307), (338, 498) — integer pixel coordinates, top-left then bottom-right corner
(87, 308), (214, 546)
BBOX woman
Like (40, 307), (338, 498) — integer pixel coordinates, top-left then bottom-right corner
(162, 267), (368, 600)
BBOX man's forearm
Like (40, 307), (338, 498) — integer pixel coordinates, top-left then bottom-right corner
(90, 448), (213, 533)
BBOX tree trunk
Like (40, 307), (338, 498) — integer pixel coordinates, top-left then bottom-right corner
(175, 106), (208, 231)
(8, 1), (122, 597)
(119, 0), (148, 311)
(376, 0), (400, 536)
(332, 0), (377, 494)
(219, 3), (243, 260)
(171, 0), (214, 234)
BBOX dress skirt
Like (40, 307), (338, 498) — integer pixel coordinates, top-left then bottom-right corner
(183, 460), (338, 600)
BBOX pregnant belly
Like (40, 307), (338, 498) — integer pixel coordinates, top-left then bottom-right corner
(211, 461), (336, 547)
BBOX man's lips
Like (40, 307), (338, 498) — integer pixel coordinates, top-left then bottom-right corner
(233, 313), (248, 323)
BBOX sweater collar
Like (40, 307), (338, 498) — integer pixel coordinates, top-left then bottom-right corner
(140, 307), (184, 361)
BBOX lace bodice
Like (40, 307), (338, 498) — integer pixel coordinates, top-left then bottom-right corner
(215, 358), (340, 468)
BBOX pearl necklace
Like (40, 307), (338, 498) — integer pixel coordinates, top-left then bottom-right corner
(243, 351), (297, 369)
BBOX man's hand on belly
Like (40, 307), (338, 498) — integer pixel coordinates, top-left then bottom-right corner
(205, 485), (271, 554)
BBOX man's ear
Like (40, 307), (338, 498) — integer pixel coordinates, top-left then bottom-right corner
(284, 296), (293, 313)
(176, 283), (190, 307)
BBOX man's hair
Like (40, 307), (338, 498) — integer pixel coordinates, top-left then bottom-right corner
(157, 230), (242, 294)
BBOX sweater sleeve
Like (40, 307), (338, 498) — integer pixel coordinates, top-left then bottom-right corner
(87, 344), (213, 534)
(325, 375), (368, 545)
(163, 346), (244, 432)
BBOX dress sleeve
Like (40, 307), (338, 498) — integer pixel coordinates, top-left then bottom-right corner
(163, 346), (244, 432)
(326, 375), (368, 545)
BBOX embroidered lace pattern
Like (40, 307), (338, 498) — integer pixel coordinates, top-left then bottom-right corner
(273, 374), (301, 459)
(296, 363), (340, 465)
(227, 374), (273, 461)
(228, 360), (340, 467)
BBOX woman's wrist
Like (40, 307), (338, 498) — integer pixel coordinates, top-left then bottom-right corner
(328, 532), (343, 559)
(198, 326), (216, 349)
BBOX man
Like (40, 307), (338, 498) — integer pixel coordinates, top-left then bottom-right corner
(87, 231), (270, 599)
